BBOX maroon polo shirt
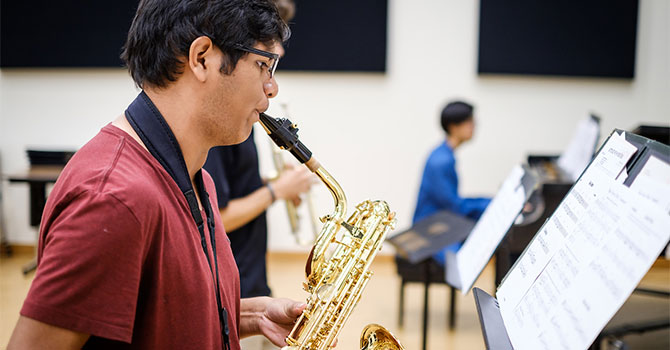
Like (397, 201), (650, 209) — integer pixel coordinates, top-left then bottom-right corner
(21, 124), (241, 349)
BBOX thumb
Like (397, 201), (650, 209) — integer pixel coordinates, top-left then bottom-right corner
(287, 301), (307, 318)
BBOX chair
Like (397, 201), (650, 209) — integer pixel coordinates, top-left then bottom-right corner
(396, 256), (457, 350)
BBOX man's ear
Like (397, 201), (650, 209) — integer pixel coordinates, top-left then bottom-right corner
(188, 36), (217, 83)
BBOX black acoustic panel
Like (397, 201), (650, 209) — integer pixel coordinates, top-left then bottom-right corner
(478, 0), (638, 78)
(1, 1), (138, 68)
(280, 0), (387, 72)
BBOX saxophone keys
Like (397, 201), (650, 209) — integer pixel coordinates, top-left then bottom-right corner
(302, 282), (310, 292)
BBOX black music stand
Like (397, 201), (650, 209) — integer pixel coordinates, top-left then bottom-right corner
(388, 210), (475, 350)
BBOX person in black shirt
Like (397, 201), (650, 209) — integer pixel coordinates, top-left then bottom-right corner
(204, 135), (311, 297)
(204, 0), (313, 298)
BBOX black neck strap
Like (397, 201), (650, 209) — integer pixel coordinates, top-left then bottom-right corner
(125, 91), (230, 349)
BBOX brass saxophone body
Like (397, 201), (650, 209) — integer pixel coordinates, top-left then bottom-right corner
(259, 113), (404, 350)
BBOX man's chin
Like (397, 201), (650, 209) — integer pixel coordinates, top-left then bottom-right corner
(212, 123), (253, 146)
(230, 130), (253, 146)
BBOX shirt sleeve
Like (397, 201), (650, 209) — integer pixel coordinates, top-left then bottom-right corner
(459, 197), (492, 220)
(21, 190), (146, 343)
(424, 156), (491, 220)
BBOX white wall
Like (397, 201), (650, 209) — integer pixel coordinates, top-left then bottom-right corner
(2, 0), (668, 252)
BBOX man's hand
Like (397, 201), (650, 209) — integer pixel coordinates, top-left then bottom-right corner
(257, 297), (306, 346)
(272, 166), (315, 206)
(240, 297), (306, 347)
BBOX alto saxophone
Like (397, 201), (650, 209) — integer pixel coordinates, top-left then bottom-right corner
(259, 113), (405, 350)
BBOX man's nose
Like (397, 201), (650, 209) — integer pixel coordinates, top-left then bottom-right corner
(264, 77), (279, 98)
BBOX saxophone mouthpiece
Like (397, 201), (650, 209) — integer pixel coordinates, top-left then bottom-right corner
(259, 113), (313, 164)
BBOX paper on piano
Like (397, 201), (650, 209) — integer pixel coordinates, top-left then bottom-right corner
(496, 131), (638, 307)
(557, 116), (600, 181)
(451, 165), (528, 294)
(596, 131), (639, 180)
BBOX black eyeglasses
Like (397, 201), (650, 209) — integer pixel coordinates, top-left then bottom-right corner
(233, 43), (279, 79)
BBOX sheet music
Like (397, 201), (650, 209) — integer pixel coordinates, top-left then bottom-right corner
(495, 133), (670, 350)
(497, 132), (638, 307)
(631, 155), (670, 260)
(453, 165), (528, 294)
(557, 116), (600, 181)
(500, 176), (670, 349)
(630, 155), (670, 215)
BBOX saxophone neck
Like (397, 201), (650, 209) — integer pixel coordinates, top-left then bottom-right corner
(311, 162), (346, 222)
(258, 112), (347, 221)
(258, 112), (347, 279)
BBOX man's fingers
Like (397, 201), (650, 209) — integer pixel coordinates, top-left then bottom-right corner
(288, 302), (307, 318)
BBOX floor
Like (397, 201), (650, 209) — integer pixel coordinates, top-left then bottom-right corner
(264, 253), (496, 350)
(1, 251), (668, 349)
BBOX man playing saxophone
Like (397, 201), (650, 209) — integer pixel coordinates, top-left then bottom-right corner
(8, 1), (306, 349)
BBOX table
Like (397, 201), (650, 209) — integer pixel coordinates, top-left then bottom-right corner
(8, 165), (64, 274)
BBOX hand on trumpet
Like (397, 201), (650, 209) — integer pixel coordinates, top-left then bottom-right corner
(269, 164), (315, 206)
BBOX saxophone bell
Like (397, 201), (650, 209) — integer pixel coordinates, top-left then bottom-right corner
(361, 324), (405, 350)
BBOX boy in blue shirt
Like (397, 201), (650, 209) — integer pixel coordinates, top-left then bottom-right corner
(413, 101), (491, 265)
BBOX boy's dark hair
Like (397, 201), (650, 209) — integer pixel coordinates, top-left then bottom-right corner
(273, 0), (296, 22)
(440, 101), (474, 134)
(121, 0), (290, 88)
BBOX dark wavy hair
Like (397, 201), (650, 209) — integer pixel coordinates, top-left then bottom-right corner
(121, 0), (290, 88)
(440, 101), (474, 134)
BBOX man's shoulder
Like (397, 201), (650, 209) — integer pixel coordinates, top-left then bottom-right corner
(56, 126), (176, 207)
(426, 143), (454, 167)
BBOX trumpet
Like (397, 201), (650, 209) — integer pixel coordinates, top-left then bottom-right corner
(259, 113), (405, 350)
(268, 104), (319, 245)
(269, 140), (302, 241)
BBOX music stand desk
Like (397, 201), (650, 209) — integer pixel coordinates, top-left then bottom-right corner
(7, 165), (63, 274)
